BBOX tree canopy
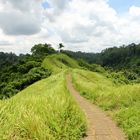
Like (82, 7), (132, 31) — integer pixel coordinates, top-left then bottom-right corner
(31, 43), (56, 56)
(0, 43), (56, 99)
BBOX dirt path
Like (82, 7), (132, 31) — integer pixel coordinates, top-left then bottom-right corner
(66, 74), (126, 140)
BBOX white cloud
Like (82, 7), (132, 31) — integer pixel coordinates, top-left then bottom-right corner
(0, 0), (43, 35)
(129, 6), (140, 17)
(0, 11), (41, 35)
(0, 0), (140, 54)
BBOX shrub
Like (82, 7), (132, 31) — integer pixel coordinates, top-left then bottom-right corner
(107, 72), (129, 84)
(123, 71), (137, 80)
(1, 84), (19, 99)
(0, 67), (51, 99)
(78, 59), (105, 73)
(17, 61), (41, 74)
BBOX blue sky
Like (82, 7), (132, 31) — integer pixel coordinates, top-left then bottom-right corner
(42, 1), (50, 9)
(108, 0), (140, 13)
(42, 0), (140, 13)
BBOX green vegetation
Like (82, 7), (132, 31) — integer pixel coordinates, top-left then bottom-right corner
(58, 43), (65, 52)
(42, 54), (80, 73)
(72, 69), (140, 140)
(0, 48), (86, 140)
(78, 59), (105, 73)
(0, 44), (56, 99)
(63, 43), (140, 81)
(0, 43), (140, 140)
(0, 72), (86, 140)
(31, 43), (56, 57)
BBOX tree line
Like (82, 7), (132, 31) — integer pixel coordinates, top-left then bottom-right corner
(63, 43), (140, 80)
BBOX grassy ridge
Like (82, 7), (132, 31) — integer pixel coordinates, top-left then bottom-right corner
(42, 54), (80, 73)
(0, 72), (86, 140)
(72, 69), (140, 140)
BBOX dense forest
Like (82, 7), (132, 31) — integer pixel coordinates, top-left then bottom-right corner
(0, 44), (56, 99)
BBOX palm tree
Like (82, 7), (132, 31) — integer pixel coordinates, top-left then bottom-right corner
(58, 43), (64, 52)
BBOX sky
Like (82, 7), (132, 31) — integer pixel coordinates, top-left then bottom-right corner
(0, 0), (140, 54)
(109, 0), (140, 13)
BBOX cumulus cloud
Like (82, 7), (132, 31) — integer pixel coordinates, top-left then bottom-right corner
(47, 0), (69, 10)
(0, 0), (42, 35)
(129, 6), (140, 17)
(0, 11), (41, 35)
(1, 0), (43, 12)
(0, 40), (12, 46)
(44, 0), (120, 51)
(44, 0), (140, 52)
(0, 0), (140, 53)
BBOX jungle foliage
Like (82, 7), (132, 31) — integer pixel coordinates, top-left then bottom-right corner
(0, 43), (56, 99)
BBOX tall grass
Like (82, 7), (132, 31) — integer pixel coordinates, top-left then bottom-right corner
(42, 54), (80, 73)
(0, 72), (86, 140)
(72, 69), (140, 140)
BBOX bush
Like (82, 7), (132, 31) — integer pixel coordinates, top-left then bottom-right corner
(106, 72), (129, 84)
(18, 67), (51, 90)
(1, 84), (19, 99)
(91, 64), (105, 73)
(124, 71), (137, 80)
(17, 61), (40, 74)
(78, 59), (105, 73)
(0, 67), (51, 99)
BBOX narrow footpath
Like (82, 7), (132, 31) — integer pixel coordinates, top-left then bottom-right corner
(66, 74), (126, 140)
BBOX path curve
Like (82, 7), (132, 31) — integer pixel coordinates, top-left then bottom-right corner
(66, 74), (126, 140)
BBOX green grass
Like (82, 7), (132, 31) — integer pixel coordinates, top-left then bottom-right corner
(0, 72), (86, 140)
(42, 54), (80, 73)
(1, 53), (140, 140)
(72, 69), (140, 140)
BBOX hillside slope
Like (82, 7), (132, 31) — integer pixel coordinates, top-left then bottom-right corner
(0, 53), (139, 140)
(0, 72), (86, 140)
(42, 53), (80, 73)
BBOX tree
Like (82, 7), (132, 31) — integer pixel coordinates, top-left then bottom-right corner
(31, 43), (55, 56)
(58, 43), (64, 52)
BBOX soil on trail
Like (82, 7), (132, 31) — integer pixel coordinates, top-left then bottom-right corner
(66, 74), (126, 140)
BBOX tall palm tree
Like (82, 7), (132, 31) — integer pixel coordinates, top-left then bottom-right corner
(58, 43), (64, 52)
